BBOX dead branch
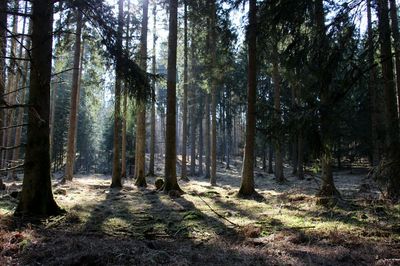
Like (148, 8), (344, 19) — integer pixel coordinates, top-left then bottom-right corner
(0, 123), (29, 131)
(194, 192), (241, 228)
(0, 163), (24, 173)
(0, 144), (26, 151)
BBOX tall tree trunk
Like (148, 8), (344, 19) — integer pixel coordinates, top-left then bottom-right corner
(0, 0), (6, 188)
(377, 0), (400, 200)
(190, 26), (197, 176)
(389, 0), (400, 113)
(148, 1), (156, 176)
(226, 88), (232, 169)
(205, 93), (211, 179)
(3, 0), (18, 169)
(315, 0), (339, 200)
(135, 0), (149, 187)
(239, 0), (257, 197)
(272, 47), (285, 183)
(15, 0), (62, 216)
(198, 94), (204, 176)
(111, 0), (124, 188)
(268, 142), (274, 174)
(210, 0), (217, 186)
(367, 0), (380, 166)
(64, 9), (83, 182)
(297, 129), (304, 179)
(121, 0), (131, 179)
(181, 0), (189, 181)
(164, 0), (182, 193)
(11, 2), (31, 179)
(291, 86), (298, 175)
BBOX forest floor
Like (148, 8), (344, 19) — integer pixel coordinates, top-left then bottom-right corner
(0, 158), (400, 265)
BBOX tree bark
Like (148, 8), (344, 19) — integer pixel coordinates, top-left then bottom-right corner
(315, 0), (340, 200)
(134, 0), (149, 187)
(148, 1), (156, 176)
(389, 0), (400, 114)
(190, 24), (197, 176)
(15, 0), (62, 216)
(377, 0), (400, 199)
(64, 9), (83, 182)
(205, 93), (211, 179)
(291, 86), (298, 175)
(11, 2), (31, 179)
(121, 0), (131, 179)
(297, 129), (304, 179)
(3, 0), (18, 169)
(0, 0), (6, 188)
(163, 0), (182, 193)
(272, 47), (285, 183)
(367, 0), (380, 166)
(198, 92), (204, 176)
(210, 0), (217, 186)
(181, 0), (189, 181)
(111, 0), (124, 188)
(239, 0), (257, 197)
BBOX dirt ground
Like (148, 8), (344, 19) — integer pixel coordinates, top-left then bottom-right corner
(1, 158), (400, 265)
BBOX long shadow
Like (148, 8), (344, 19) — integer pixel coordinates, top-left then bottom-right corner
(14, 176), (395, 265)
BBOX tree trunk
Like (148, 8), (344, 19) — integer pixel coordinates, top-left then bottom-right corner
(15, 0), (62, 216)
(3, 1), (18, 169)
(164, 0), (182, 193)
(190, 26), (197, 176)
(367, 0), (380, 166)
(291, 86), (298, 175)
(389, 0), (400, 114)
(198, 93), (204, 176)
(205, 93), (211, 179)
(272, 47), (285, 183)
(210, 0), (217, 186)
(0, 0), (6, 188)
(377, 0), (400, 200)
(148, 1), (156, 176)
(64, 9), (83, 182)
(238, 0), (257, 197)
(315, 0), (339, 200)
(181, 0), (189, 181)
(298, 129), (304, 179)
(121, 0), (131, 179)
(268, 142), (274, 174)
(111, 0), (124, 188)
(226, 88), (232, 169)
(11, 3), (31, 179)
(135, 0), (149, 187)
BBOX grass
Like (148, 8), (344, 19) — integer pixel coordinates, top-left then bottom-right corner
(0, 165), (400, 265)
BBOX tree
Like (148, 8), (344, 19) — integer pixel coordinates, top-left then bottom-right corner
(272, 45), (285, 183)
(0, 0), (6, 188)
(181, 0), (189, 181)
(121, 0), (132, 179)
(134, 0), (149, 187)
(389, 0), (400, 112)
(148, 0), (157, 177)
(64, 9), (83, 182)
(238, 0), (257, 197)
(315, 0), (339, 200)
(15, 0), (62, 216)
(163, 0), (182, 193)
(210, 0), (217, 186)
(367, 0), (380, 166)
(375, 0), (400, 200)
(111, 0), (124, 188)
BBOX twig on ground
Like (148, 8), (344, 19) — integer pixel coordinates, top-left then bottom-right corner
(193, 191), (241, 228)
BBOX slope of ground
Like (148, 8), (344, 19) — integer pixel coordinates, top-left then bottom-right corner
(0, 159), (399, 265)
